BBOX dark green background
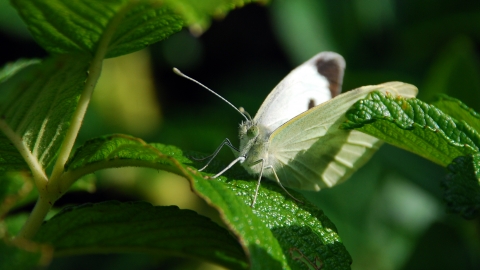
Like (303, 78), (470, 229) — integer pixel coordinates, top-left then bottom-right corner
(1, 0), (479, 269)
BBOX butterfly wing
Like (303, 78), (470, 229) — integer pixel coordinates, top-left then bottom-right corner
(253, 52), (346, 133)
(266, 82), (418, 190)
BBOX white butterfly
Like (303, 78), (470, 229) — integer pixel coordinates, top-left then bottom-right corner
(175, 52), (418, 206)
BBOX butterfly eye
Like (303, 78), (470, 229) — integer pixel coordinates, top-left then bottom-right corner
(308, 99), (315, 109)
(247, 126), (259, 137)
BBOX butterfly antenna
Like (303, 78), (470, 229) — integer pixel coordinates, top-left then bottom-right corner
(238, 107), (252, 121)
(173, 68), (249, 121)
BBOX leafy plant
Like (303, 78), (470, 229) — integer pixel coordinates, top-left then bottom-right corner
(1, 0), (479, 269)
(1, 0), (349, 269)
(343, 93), (480, 219)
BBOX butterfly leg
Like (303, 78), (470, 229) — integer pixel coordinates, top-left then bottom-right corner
(251, 159), (266, 207)
(212, 156), (245, 178)
(250, 161), (303, 207)
(265, 165), (303, 204)
(195, 138), (238, 171)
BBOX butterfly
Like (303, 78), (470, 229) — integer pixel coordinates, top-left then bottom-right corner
(175, 52), (418, 206)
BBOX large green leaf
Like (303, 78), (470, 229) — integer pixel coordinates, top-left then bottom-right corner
(11, 0), (265, 58)
(62, 134), (351, 269)
(342, 91), (480, 167)
(0, 55), (90, 172)
(11, 0), (183, 58)
(34, 201), (247, 269)
(443, 153), (480, 219)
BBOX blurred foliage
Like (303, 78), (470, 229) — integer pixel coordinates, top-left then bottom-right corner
(1, 0), (480, 269)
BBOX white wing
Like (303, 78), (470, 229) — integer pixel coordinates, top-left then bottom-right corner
(253, 52), (346, 133)
(266, 82), (419, 190)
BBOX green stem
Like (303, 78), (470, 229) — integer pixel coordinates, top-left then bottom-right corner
(17, 195), (53, 239)
(17, 5), (133, 240)
(49, 4), (130, 186)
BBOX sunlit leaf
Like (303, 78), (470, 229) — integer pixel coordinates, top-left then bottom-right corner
(343, 91), (480, 166)
(0, 55), (89, 172)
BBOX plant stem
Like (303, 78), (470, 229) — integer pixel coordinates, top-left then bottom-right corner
(17, 195), (53, 239)
(47, 55), (104, 184)
(16, 5), (134, 240)
(48, 5), (129, 184)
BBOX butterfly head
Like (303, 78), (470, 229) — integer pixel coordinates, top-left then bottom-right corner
(239, 120), (258, 140)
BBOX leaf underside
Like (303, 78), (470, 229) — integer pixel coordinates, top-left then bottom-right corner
(0, 55), (90, 171)
(35, 201), (248, 269)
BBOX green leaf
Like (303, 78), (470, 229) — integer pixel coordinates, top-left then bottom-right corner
(164, 0), (269, 35)
(64, 134), (352, 269)
(342, 91), (480, 167)
(0, 54), (89, 172)
(191, 175), (352, 270)
(11, 0), (267, 57)
(11, 0), (184, 58)
(0, 236), (52, 269)
(443, 153), (480, 219)
(34, 201), (248, 269)
(0, 59), (40, 83)
(64, 134), (191, 175)
(432, 94), (480, 132)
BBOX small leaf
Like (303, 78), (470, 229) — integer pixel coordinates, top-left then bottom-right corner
(0, 58), (40, 83)
(443, 153), (480, 219)
(342, 91), (480, 166)
(0, 54), (89, 172)
(64, 134), (352, 269)
(432, 94), (480, 132)
(0, 236), (53, 269)
(164, 0), (269, 35)
(34, 201), (248, 269)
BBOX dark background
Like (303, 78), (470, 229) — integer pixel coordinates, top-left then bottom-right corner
(1, 0), (480, 269)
